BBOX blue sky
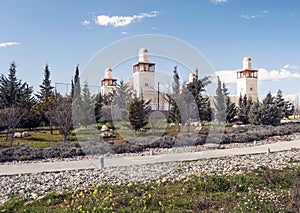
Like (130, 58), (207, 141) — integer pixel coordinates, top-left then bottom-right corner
(0, 0), (300, 100)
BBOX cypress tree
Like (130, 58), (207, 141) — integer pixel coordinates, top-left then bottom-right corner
(168, 66), (181, 124)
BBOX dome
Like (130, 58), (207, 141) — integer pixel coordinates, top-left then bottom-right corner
(105, 67), (112, 72)
(243, 56), (251, 62)
(139, 47), (148, 54)
(105, 67), (113, 78)
(138, 47), (149, 62)
(243, 55), (252, 69)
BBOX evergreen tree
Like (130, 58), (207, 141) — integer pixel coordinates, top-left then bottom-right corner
(36, 64), (54, 100)
(0, 62), (33, 109)
(128, 96), (151, 134)
(73, 65), (81, 99)
(112, 80), (133, 108)
(80, 81), (94, 127)
(225, 96), (237, 123)
(214, 77), (226, 123)
(94, 92), (103, 123)
(260, 92), (281, 126)
(275, 90), (295, 118)
(173, 66), (180, 95)
(238, 94), (252, 124)
(168, 66), (181, 123)
(186, 69), (212, 121)
(109, 80), (133, 125)
(71, 65), (82, 126)
(249, 101), (261, 125)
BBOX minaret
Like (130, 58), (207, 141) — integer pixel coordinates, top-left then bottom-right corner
(236, 56), (258, 101)
(133, 47), (156, 99)
(100, 68), (117, 96)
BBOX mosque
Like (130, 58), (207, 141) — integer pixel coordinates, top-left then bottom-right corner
(100, 47), (259, 110)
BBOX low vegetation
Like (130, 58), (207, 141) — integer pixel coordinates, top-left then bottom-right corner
(1, 122), (300, 162)
(1, 166), (300, 212)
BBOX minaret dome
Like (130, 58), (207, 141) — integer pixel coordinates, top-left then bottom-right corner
(243, 55), (252, 69)
(105, 67), (113, 78)
(139, 47), (149, 62)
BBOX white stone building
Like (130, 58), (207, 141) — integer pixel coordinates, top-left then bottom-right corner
(236, 55), (259, 101)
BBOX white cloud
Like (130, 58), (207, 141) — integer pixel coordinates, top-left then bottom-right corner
(241, 11), (268, 20)
(82, 20), (91, 26)
(283, 64), (298, 70)
(215, 70), (236, 83)
(94, 11), (158, 27)
(211, 0), (228, 4)
(258, 67), (300, 81)
(216, 65), (300, 83)
(121, 31), (128, 35)
(0, 41), (20, 48)
(151, 26), (157, 30)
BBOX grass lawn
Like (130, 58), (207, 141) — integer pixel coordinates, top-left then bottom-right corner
(1, 166), (300, 212)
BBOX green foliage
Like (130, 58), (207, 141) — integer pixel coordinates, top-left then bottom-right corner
(275, 89), (295, 118)
(94, 92), (103, 123)
(214, 77), (226, 122)
(260, 92), (281, 126)
(111, 80), (133, 108)
(36, 64), (54, 100)
(128, 96), (151, 134)
(238, 94), (252, 124)
(168, 66), (181, 123)
(186, 70), (212, 121)
(80, 81), (94, 127)
(249, 101), (261, 125)
(0, 62), (34, 109)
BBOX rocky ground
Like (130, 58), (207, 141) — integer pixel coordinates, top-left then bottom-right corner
(1, 144), (300, 205)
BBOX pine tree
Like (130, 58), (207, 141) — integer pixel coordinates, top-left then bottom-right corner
(214, 77), (226, 123)
(249, 101), (261, 125)
(94, 92), (103, 123)
(80, 81), (94, 127)
(168, 66), (181, 124)
(105, 80), (133, 123)
(260, 92), (281, 126)
(112, 80), (133, 108)
(275, 90), (295, 118)
(186, 70), (212, 121)
(36, 64), (54, 100)
(0, 62), (33, 109)
(128, 96), (151, 134)
(238, 94), (252, 124)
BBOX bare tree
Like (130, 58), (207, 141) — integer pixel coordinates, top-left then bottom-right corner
(0, 106), (26, 146)
(42, 94), (73, 142)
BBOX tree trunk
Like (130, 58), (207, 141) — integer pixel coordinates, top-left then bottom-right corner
(50, 123), (53, 135)
(10, 128), (15, 147)
(5, 129), (9, 142)
(63, 134), (67, 142)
